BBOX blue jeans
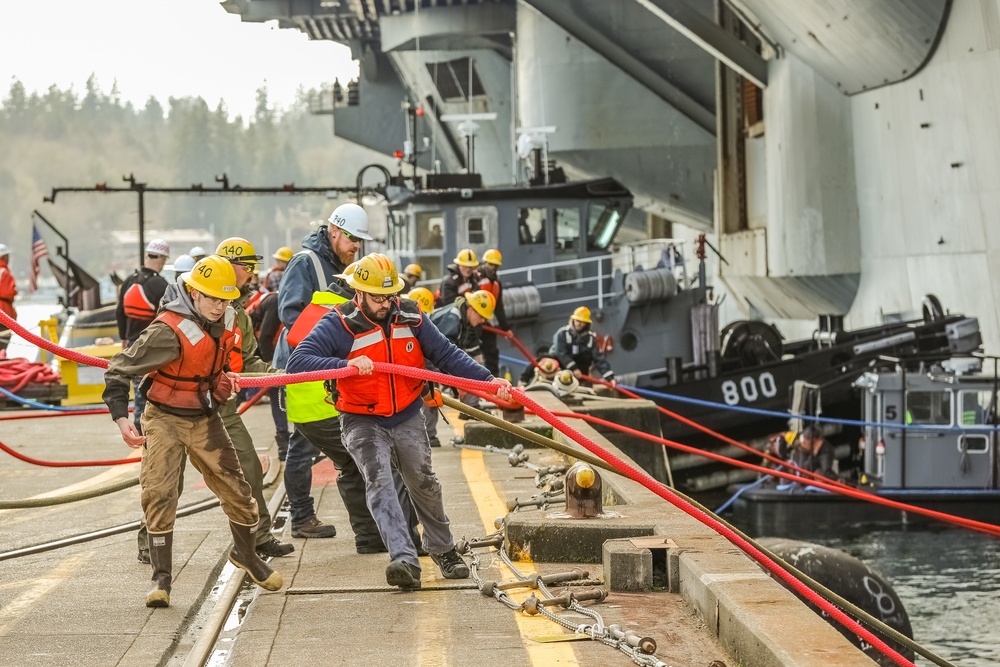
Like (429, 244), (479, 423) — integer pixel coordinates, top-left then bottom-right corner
(270, 387), (289, 440)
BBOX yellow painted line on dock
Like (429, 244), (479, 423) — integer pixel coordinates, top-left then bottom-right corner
(461, 447), (580, 666)
(0, 550), (95, 636)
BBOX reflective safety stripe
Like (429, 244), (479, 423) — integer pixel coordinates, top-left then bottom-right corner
(391, 328), (416, 339)
(350, 329), (385, 352)
(176, 318), (205, 345)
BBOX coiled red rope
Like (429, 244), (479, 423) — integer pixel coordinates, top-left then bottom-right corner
(0, 356), (62, 393)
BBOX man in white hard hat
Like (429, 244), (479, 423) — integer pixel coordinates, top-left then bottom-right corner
(0, 243), (15, 353)
(273, 202), (372, 539)
(115, 238), (170, 432)
(189, 246), (207, 262)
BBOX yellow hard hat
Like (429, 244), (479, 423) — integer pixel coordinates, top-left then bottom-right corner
(182, 255), (240, 300)
(571, 306), (592, 324)
(345, 253), (405, 295)
(482, 249), (502, 266)
(454, 248), (479, 268)
(273, 246), (294, 262)
(465, 290), (496, 319)
(783, 431), (798, 446)
(403, 263), (422, 278)
(405, 287), (435, 314)
(216, 237), (263, 271)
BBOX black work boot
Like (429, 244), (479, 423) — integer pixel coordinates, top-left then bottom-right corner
(385, 559), (422, 590)
(430, 548), (470, 579)
(146, 532), (172, 608)
(256, 536), (295, 558)
(229, 522), (283, 591)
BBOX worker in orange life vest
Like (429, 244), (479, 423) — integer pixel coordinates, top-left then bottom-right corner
(0, 243), (17, 353)
(287, 253), (512, 590)
(116, 238), (170, 433)
(475, 248), (509, 376)
(103, 256), (282, 608)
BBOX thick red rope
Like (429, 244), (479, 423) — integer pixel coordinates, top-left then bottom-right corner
(0, 310), (927, 664)
(0, 437), (139, 467)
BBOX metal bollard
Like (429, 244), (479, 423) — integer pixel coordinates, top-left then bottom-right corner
(564, 462), (603, 518)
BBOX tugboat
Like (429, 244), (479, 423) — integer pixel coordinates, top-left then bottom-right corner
(729, 350), (1000, 534)
(372, 162), (984, 489)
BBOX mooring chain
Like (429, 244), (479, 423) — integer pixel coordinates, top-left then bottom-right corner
(458, 523), (670, 667)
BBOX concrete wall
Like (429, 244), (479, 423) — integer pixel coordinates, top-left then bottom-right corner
(847, 0), (1000, 352)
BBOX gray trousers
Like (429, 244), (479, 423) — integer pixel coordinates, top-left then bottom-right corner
(341, 411), (454, 567)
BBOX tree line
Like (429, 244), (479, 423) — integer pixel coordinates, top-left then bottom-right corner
(0, 76), (390, 280)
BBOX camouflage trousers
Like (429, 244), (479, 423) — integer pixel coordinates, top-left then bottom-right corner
(140, 402), (258, 535)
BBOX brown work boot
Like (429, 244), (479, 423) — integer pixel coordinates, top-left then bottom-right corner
(229, 522), (283, 591)
(146, 532), (172, 608)
(291, 516), (336, 538)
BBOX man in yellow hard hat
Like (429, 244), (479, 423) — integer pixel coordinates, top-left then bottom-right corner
(439, 248), (480, 306)
(475, 248), (508, 376)
(405, 287), (435, 314)
(287, 254), (511, 590)
(401, 263), (422, 290)
(550, 306), (616, 386)
(103, 256), (282, 608)
(264, 246), (293, 291)
(426, 289), (497, 439)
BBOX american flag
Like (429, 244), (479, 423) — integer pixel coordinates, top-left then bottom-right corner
(29, 224), (48, 292)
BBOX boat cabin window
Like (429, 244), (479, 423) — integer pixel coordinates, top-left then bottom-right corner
(467, 217), (486, 245)
(554, 207), (581, 255)
(587, 202), (624, 250)
(417, 212), (444, 250)
(958, 434), (990, 454)
(959, 390), (995, 425)
(905, 391), (952, 426)
(518, 208), (546, 245)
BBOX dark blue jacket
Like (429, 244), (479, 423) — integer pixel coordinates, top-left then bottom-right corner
(274, 227), (352, 368)
(287, 298), (494, 428)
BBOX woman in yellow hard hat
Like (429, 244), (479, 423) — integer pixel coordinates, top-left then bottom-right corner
(102, 256), (282, 608)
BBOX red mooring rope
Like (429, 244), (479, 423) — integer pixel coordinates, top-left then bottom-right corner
(0, 309), (921, 666)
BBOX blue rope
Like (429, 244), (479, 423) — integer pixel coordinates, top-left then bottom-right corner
(619, 384), (1000, 433)
(714, 473), (771, 514)
(0, 386), (107, 412)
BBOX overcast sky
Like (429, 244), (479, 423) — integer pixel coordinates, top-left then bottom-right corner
(0, 0), (358, 119)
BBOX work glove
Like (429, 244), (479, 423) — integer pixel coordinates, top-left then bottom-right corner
(211, 372), (236, 405)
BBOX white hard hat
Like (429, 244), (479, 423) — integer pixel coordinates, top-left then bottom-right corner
(327, 203), (373, 241)
(145, 239), (171, 257)
(189, 246), (207, 257)
(0, 243), (9, 256)
(172, 254), (196, 272)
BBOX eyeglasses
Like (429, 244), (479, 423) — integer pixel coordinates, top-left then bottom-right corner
(366, 292), (394, 304)
(232, 261), (257, 270)
(196, 291), (227, 305)
(338, 228), (360, 243)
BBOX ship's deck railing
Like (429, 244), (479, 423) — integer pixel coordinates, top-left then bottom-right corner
(494, 238), (689, 309)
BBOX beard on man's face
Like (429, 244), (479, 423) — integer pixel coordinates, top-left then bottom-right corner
(360, 296), (390, 322)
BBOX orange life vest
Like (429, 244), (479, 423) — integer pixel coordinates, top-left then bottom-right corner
(244, 289), (266, 315)
(228, 321), (244, 373)
(477, 276), (500, 299)
(333, 298), (425, 416)
(146, 309), (238, 413)
(287, 302), (334, 348)
(122, 281), (158, 321)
